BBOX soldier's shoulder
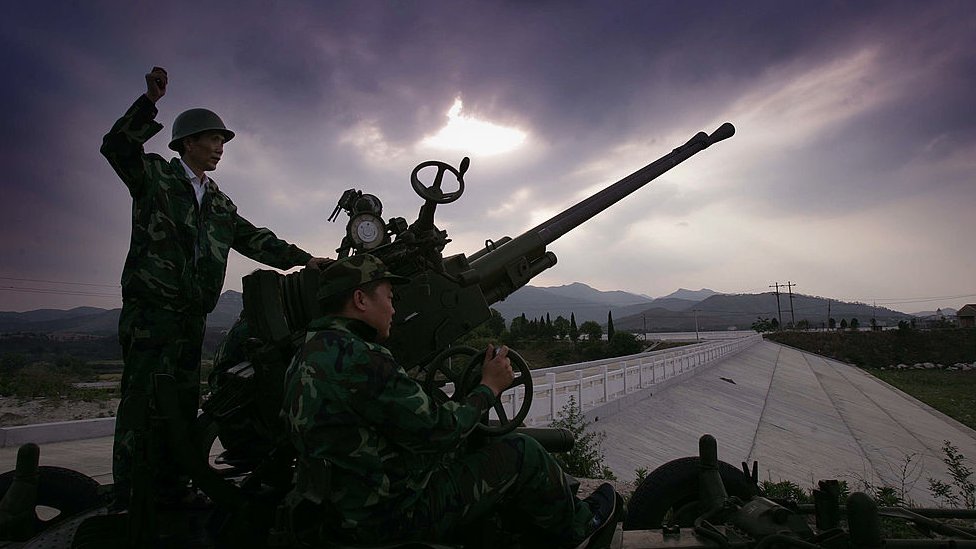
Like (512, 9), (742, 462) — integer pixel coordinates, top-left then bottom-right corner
(143, 152), (171, 166)
(363, 340), (395, 361)
(306, 330), (394, 367)
(304, 328), (367, 356)
(207, 184), (237, 210)
(139, 154), (189, 183)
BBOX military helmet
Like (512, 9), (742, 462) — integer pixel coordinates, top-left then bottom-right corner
(168, 108), (235, 151)
(316, 254), (409, 302)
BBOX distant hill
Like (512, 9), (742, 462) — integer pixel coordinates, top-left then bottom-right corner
(659, 288), (720, 301)
(492, 285), (730, 326)
(492, 283), (652, 324)
(911, 308), (958, 318)
(615, 292), (914, 332)
(0, 287), (946, 336)
(0, 292), (245, 335)
(208, 290), (243, 328)
(0, 308), (121, 336)
(645, 297), (698, 312)
(0, 307), (108, 330)
(542, 283), (654, 307)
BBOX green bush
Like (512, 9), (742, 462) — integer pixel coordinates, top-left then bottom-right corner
(0, 355), (111, 400)
(607, 332), (642, 357)
(0, 362), (72, 398)
(580, 341), (606, 362)
(545, 346), (576, 366)
(928, 440), (975, 509)
(550, 396), (616, 480)
(0, 353), (29, 371)
(759, 479), (811, 503)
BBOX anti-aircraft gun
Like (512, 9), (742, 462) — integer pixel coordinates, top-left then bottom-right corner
(342, 122), (736, 370)
(202, 122), (737, 464)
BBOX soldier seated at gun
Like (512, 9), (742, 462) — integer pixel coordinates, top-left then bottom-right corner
(280, 253), (624, 548)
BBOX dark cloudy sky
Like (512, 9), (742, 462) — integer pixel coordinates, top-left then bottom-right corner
(2, 1), (974, 314)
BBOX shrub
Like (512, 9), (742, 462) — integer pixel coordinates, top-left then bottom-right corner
(607, 332), (642, 357)
(550, 396), (616, 480)
(760, 479), (811, 503)
(0, 362), (71, 398)
(545, 346), (576, 367)
(928, 440), (975, 509)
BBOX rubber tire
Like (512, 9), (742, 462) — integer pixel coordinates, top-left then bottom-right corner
(0, 465), (102, 531)
(623, 456), (757, 530)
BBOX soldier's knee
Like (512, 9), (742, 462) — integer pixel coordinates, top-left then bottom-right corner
(502, 433), (549, 465)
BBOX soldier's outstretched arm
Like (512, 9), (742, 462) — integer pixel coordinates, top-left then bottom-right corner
(230, 210), (314, 270)
(100, 67), (167, 198)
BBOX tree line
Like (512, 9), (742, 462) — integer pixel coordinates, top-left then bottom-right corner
(461, 309), (644, 367)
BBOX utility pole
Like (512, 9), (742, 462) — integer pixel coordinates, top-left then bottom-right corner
(827, 299), (831, 331)
(785, 281), (796, 328)
(642, 313), (647, 341)
(769, 282), (783, 329)
(693, 309), (700, 342)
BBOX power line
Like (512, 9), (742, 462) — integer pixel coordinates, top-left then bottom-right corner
(0, 276), (119, 288)
(861, 293), (976, 306)
(769, 282), (783, 327)
(0, 286), (120, 298)
(785, 281), (796, 327)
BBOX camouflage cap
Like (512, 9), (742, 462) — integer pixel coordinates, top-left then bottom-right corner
(316, 254), (409, 302)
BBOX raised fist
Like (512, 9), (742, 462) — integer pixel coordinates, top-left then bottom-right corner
(145, 66), (168, 103)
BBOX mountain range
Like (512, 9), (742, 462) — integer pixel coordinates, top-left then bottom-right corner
(2, 284), (949, 336)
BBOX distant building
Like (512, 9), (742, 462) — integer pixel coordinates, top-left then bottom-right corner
(958, 304), (976, 328)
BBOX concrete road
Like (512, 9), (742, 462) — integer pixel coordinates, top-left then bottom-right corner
(597, 341), (976, 506)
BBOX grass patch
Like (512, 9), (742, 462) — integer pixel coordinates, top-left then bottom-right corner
(871, 369), (976, 431)
(764, 329), (976, 431)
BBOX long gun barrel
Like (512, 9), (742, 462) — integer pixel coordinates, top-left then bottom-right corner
(471, 122), (735, 304)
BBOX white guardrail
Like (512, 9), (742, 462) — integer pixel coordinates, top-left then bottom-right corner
(1, 334), (762, 447)
(496, 333), (762, 426)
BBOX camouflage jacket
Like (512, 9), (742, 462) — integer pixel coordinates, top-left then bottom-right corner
(281, 315), (495, 530)
(101, 95), (312, 314)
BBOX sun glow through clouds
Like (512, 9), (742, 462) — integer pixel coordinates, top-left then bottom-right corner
(421, 98), (527, 156)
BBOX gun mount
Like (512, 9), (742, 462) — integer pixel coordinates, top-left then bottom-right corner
(194, 122), (740, 501)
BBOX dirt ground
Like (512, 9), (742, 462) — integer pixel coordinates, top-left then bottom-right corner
(0, 396), (120, 427)
(578, 477), (638, 501)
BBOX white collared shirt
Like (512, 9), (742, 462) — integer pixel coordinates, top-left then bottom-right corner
(179, 159), (208, 206)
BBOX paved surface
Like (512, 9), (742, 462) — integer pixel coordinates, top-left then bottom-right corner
(3, 340), (974, 507)
(598, 341), (976, 505)
(1, 436), (115, 485)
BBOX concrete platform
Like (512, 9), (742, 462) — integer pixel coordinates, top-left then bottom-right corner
(597, 341), (976, 505)
(3, 341), (974, 507)
(0, 436), (115, 485)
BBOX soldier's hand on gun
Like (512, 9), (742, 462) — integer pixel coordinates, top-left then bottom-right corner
(145, 66), (168, 103)
(306, 257), (335, 270)
(481, 344), (514, 397)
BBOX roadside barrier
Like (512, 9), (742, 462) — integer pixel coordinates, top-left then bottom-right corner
(1, 334), (762, 446)
(497, 333), (763, 426)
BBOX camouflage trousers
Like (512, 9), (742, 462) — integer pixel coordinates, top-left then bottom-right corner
(344, 433), (594, 547)
(112, 303), (206, 503)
